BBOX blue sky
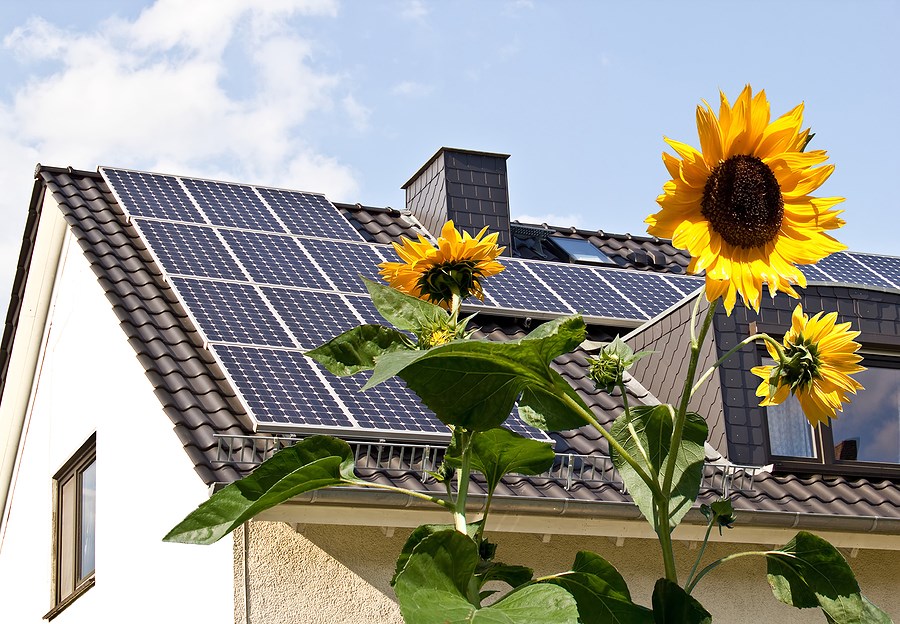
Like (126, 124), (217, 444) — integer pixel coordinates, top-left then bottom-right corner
(0, 0), (898, 303)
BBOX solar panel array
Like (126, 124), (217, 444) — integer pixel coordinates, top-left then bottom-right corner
(101, 167), (900, 442)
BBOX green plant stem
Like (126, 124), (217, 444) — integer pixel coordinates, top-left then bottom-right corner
(685, 517), (715, 589)
(618, 380), (652, 469)
(560, 392), (662, 499)
(453, 429), (472, 534)
(689, 333), (785, 398)
(685, 550), (773, 593)
(656, 497), (679, 583)
(355, 480), (453, 509)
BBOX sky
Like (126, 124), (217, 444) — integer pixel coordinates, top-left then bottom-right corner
(0, 0), (898, 307)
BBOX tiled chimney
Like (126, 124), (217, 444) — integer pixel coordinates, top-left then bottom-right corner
(402, 148), (512, 254)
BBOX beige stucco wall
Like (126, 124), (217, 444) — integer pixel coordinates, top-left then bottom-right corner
(234, 520), (899, 624)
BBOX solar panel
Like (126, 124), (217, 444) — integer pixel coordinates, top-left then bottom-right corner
(172, 277), (295, 347)
(133, 219), (245, 281)
(181, 178), (285, 233)
(528, 262), (645, 320)
(480, 259), (573, 314)
(220, 230), (331, 290)
(328, 374), (447, 434)
(214, 345), (354, 428)
(257, 186), (362, 240)
(599, 268), (686, 317)
(102, 168), (204, 223)
(299, 238), (385, 294)
(813, 253), (894, 288)
(847, 253), (900, 289)
(799, 262), (834, 283)
(661, 274), (702, 298)
(263, 287), (364, 350)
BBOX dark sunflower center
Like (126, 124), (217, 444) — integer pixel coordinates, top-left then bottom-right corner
(700, 154), (784, 249)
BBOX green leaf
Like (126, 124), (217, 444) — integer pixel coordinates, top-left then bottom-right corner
(518, 373), (592, 431)
(445, 427), (555, 495)
(766, 531), (892, 623)
(306, 324), (411, 376)
(394, 530), (579, 624)
(364, 277), (448, 332)
(651, 579), (711, 624)
(477, 562), (534, 589)
(392, 522), (480, 586)
(609, 405), (707, 529)
(164, 436), (356, 545)
(542, 551), (653, 623)
(365, 315), (587, 431)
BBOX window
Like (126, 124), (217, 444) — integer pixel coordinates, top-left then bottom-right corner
(548, 237), (615, 265)
(766, 355), (900, 473)
(47, 435), (96, 618)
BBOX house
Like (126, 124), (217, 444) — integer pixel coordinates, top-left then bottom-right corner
(0, 148), (897, 623)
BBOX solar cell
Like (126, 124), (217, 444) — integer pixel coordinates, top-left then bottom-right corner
(528, 262), (645, 320)
(172, 277), (295, 347)
(328, 375), (447, 434)
(814, 253), (894, 288)
(298, 238), (385, 294)
(134, 219), (245, 281)
(847, 253), (900, 289)
(799, 262), (834, 283)
(661, 274), (702, 298)
(481, 259), (573, 314)
(102, 168), (204, 223)
(214, 345), (355, 428)
(220, 230), (331, 290)
(182, 178), (285, 233)
(263, 287), (365, 349)
(599, 268), (686, 317)
(257, 186), (361, 240)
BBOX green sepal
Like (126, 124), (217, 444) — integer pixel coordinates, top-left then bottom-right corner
(766, 531), (892, 623)
(609, 405), (707, 529)
(651, 579), (711, 624)
(163, 436), (357, 545)
(306, 324), (412, 376)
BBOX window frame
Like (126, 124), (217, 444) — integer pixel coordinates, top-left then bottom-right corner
(760, 349), (900, 479)
(45, 433), (96, 620)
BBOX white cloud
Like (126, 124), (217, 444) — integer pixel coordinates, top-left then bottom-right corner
(0, 0), (361, 307)
(399, 0), (428, 21)
(390, 81), (434, 97)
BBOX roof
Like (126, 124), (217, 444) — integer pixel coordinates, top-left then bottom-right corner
(3, 165), (899, 535)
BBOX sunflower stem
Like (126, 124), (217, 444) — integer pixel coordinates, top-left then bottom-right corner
(685, 513), (716, 589)
(453, 429), (472, 535)
(685, 550), (775, 594)
(690, 332), (773, 397)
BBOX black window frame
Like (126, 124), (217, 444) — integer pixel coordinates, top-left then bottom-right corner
(759, 349), (900, 479)
(45, 433), (96, 620)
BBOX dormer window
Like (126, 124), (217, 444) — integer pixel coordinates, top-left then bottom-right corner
(548, 237), (614, 265)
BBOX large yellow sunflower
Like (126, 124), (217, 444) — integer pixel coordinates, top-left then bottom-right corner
(378, 220), (505, 307)
(646, 85), (846, 313)
(752, 304), (864, 427)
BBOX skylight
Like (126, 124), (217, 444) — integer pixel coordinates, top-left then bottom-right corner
(549, 237), (614, 265)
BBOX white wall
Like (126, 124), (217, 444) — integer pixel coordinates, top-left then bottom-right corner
(0, 227), (234, 622)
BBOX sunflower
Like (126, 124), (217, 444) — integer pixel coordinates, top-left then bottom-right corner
(751, 304), (864, 427)
(378, 220), (505, 307)
(646, 85), (846, 314)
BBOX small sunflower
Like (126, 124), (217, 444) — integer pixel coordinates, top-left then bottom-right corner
(751, 304), (864, 427)
(378, 220), (505, 307)
(646, 85), (847, 314)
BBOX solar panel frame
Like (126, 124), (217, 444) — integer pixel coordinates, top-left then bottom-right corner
(220, 229), (332, 290)
(480, 258), (574, 314)
(263, 287), (365, 350)
(528, 262), (646, 320)
(181, 177), (286, 233)
(298, 238), (387, 295)
(597, 268), (686, 317)
(257, 186), (363, 241)
(101, 168), (205, 223)
(132, 219), (246, 281)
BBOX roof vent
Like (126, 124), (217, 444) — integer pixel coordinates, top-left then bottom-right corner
(402, 147), (512, 255)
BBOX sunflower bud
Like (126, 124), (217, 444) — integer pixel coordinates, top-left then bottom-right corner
(588, 337), (650, 393)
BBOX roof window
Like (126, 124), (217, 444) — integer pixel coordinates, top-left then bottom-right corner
(548, 237), (614, 265)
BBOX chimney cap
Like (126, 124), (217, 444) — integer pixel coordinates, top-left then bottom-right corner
(402, 146), (511, 190)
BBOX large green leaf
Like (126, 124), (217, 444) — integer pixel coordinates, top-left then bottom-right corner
(518, 373), (592, 432)
(394, 530), (579, 624)
(306, 323), (411, 376)
(392, 522), (481, 586)
(651, 579), (711, 624)
(609, 405), (707, 529)
(365, 315), (587, 431)
(364, 277), (448, 332)
(445, 427), (556, 494)
(164, 436), (357, 545)
(766, 532), (892, 623)
(542, 551), (653, 624)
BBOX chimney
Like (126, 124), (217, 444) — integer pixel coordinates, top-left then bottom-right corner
(402, 147), (512, 254)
